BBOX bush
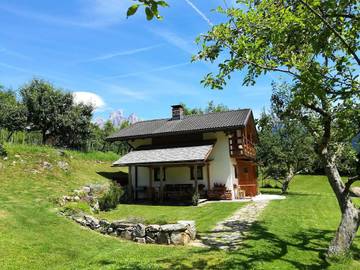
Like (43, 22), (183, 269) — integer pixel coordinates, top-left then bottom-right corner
(192, 192), (200, 206)
(98, 183), (124, 211)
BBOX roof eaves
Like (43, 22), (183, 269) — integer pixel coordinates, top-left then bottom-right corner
(106, 124), (246, 142)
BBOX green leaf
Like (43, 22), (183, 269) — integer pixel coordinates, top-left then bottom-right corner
(145, 7), (154, 20)
(127, 4), (139, 17)
(157, 1), (169, 7)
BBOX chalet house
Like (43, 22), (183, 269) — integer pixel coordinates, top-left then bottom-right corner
(107, 105), (258, 202)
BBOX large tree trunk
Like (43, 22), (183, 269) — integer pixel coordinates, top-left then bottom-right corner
(322, 152), (360, 257)
(281, 167), (294, 194)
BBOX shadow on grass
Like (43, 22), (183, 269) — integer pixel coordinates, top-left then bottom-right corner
(261, 188), (321, 197)
(155, 222), (350, 270)
(97, 171), (128, 180)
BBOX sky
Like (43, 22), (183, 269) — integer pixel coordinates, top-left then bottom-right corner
(0, 0), (279, 121)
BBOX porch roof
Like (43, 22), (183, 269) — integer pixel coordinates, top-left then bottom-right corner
(113, 144), (214, 166)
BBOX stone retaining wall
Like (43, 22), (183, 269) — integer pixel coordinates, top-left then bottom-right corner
(64, 212), (196, 245)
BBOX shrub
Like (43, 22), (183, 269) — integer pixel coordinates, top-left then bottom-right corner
(192, 192), (200, 206)
(98, 183), (124, 211)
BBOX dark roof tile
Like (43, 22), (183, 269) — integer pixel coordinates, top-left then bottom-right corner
(107, 109), (252, 141)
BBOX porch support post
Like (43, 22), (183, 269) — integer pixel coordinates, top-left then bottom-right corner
(135, 166), (138, 201)
(149, 167), (153, 200)
(194, 165), (198, 194)
(159, 166), (164, 202)
(206, 163), (211, 190)
(128, 165), (133, 201)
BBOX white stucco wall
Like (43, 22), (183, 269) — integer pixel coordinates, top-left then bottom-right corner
(204, 132), (235, 198)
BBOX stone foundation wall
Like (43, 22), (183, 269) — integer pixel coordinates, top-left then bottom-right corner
(65, 212), (196, 245)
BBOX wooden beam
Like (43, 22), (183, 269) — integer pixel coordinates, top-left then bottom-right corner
(206, 163), (211, 191)
(149, 167), (153, 200)
(128, 165), (133, 201)
(135, 166), (138, 200)
(159, 166), (164, 202)
(194, 165), (198, 194)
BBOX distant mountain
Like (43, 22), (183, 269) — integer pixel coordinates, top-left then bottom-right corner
(94, 110), (140, 129)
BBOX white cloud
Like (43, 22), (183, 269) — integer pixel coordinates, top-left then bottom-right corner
(79, 0), (132, 27)
(73, 91), (105, 108)
(0, 0), (131, 29)
(184, 0), (213, 26)
(100, 62), (190, 80)
(0, 47), (31, 60)
(79, 44), (163, 63)
(150, 28), (195, 54)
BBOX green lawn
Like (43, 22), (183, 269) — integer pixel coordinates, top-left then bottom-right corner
(1, 144), (360, 269)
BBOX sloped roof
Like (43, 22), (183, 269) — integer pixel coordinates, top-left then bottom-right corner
(113, 144), (213, 166)
(107, 109), (252, 141)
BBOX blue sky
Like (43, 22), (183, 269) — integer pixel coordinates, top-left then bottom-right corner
(0, 0), (278, 121)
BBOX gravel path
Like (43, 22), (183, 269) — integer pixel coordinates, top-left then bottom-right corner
(192, 200), (269, 250)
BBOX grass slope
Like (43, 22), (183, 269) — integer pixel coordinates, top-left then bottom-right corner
(96, 203), (245, 233)
(0, 144), (359, 269)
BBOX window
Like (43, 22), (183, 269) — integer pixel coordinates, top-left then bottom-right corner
(190, 166), (204, 180)
(234, 165), (238, 179)
(154, 167), (166, 182)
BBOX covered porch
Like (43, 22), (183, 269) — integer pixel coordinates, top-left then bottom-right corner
(113, 144), (214, 203)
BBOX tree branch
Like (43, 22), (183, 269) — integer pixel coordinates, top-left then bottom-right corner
(303, 103), (327, 116)
(298, 0), (360, 65)
(243, 59), (300, 78)
(344, 175), (360, 195)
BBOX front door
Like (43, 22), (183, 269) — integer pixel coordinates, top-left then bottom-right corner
(237, 160), (257, 197)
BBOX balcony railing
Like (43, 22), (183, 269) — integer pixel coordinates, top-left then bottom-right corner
(229, 136), (256, 159)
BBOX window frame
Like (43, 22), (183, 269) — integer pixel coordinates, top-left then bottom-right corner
(190, 166), (204, 180)
(154, 167), (166, 182)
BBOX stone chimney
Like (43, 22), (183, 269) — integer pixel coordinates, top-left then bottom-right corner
(171, 104), (184, 120)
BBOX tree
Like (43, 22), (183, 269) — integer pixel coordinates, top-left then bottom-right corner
(20, 79), (94, 148)
(0, 88), (27, 141)
(256, 110), (315, 194)
(181, 101), (229, 115)
(21, 79), (74, 144)
(194, 0), (359, 257)
(56, 103), (93, 149)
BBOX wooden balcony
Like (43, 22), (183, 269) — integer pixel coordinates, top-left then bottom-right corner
(229, 136), (256, 159)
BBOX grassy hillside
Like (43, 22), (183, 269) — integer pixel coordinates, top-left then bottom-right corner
(0, 144), (359, 269)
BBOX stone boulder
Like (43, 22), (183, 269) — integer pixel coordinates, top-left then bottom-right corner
(134, 237), (146, 243)
(82, 186), (91, 194)
(42, 161), (53, 170)
(120, 230), (133, 240)
(178, 220), (196, 240)
(145, 236), (156, 244)
(111, 221), (135, 230)
(84, 215), (100, 229)
(57, 161), (70, 171)
(160, 223), (187, 232)
(72, 213), (86, 226)
(170, 232), (191, 245)
(146, 224), (161, 232)
(133, 224), (146, 238)
(157, 231), (171, 244)
(145, 225), (160, 239)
